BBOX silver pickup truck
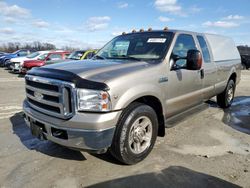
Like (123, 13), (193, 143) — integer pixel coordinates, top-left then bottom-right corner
(23, 29), (241, 164)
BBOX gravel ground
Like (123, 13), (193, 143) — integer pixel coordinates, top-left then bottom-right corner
(0, 68), (249, 188)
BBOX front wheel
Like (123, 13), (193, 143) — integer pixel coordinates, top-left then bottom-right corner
(110, 102), (158, 165)
(217, 79), (235, 108)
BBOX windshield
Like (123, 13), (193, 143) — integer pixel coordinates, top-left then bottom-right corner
(67, 51), (85, 60)
(96, 32), (173, 62)
(37, 53), (48, 60)
(27, 52), (40, 58)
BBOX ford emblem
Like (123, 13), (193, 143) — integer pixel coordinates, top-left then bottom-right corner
(34, 91), (43, 101)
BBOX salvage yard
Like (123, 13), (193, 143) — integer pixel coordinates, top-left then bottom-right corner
(0, 68), (250, 188)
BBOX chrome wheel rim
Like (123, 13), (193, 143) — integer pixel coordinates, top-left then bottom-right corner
(227, 85), (234, 103)
(128, 116), (153, 154)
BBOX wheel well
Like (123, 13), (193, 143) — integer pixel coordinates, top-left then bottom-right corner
(229, 73), (237, 83)
(133, 96), (165, 137)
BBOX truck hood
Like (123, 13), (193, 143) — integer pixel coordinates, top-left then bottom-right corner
(45, 59), (73, 65)
(44, 59), (152, 83)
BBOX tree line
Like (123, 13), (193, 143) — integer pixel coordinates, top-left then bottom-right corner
(0, 41), (80, 53)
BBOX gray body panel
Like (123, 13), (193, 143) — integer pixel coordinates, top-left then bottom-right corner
(23, 30), (241, 152)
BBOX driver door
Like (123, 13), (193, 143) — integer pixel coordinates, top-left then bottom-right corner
(166, 33), (204, 117)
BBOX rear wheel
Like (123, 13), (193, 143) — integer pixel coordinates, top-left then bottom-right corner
(217, 79), (235, 108)
(110, 102), (158, 165)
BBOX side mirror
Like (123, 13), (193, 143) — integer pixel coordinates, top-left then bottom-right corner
(186, 49), (202, 70)
(17, 53), (20, 57)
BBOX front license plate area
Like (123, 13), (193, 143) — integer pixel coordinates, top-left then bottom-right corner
(30, 121), (45, 140)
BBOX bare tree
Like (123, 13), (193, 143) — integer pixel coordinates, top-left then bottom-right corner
(0, 41), (56, 52)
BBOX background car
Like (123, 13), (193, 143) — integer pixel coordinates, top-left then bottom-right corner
(237, 46), (250, 69)
(9, 50), (51, 73)
(0, 51), (8, 57)
(0, 49), (34, 67)
(21, 51), (70, 73)
(45, 49), (97, 65)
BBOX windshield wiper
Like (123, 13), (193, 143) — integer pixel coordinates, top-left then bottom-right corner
(93, 55), (106, 60)
(118, 55), (142, 61)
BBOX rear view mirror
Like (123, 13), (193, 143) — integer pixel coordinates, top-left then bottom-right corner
(186, 49), (202, 70)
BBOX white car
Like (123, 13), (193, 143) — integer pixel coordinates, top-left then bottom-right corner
(10, 51), (50, 72)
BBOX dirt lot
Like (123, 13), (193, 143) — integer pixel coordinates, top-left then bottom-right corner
(0, 68), (249, 188)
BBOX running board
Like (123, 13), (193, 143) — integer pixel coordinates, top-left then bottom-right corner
(165, 103), (210, 128)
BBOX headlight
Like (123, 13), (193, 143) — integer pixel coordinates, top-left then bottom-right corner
(77, 89), (111, 112)
(15, 63), (20, 69)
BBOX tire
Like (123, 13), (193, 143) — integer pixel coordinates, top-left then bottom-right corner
(4, 60), (9, 67)
(217, 79), (235, 108)
(110, 102), (158, 165)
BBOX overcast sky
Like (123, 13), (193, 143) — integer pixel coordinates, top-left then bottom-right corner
(0, 0), (250, 49)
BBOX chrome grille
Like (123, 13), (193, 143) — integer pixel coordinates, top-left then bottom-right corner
(25, 75), (75, 119)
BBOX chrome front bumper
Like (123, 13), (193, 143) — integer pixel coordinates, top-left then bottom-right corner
(23, 100), (120, 153)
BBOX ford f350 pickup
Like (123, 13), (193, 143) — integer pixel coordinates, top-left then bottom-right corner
(23, 29), (241, 164)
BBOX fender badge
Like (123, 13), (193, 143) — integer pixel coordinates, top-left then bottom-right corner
(158, 77), (168, 83)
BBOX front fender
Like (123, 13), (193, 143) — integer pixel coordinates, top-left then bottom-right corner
(113, 84), (166, 114)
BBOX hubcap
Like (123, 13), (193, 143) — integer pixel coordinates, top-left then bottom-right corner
(128, 116), (153, 154)
(227, 85), (234, 103)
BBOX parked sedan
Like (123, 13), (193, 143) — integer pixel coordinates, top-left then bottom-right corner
(240, 54), (250, 69)
(0, 49), (33, 67)
(21, 51), (70, 73)
(8, 51), (51, 72)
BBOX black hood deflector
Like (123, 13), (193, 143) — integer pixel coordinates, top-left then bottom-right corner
(27, 67), (109, 91)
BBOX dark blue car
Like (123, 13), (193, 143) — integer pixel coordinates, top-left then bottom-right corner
(0, 51), (7, 57)
(0, 49), (32, 67)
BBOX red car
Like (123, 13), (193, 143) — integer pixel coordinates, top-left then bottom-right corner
(21, 51), (70, 73)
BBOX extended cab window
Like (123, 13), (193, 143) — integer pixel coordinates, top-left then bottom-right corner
(197, 35), (211, 63)
(171, 34), (197, 69)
